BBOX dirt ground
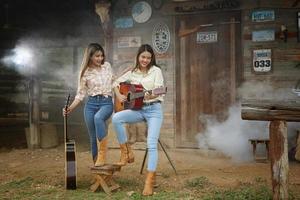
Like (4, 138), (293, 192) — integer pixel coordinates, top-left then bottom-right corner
(0, 144), (300, 198)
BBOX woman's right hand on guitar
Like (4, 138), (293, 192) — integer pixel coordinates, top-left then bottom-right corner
(116, 93), (127, 102)
(62, 107), (71, 116)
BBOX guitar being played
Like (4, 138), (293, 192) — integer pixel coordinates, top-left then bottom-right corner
(114, 82), (167, 112)
(112, 44), (166, 196)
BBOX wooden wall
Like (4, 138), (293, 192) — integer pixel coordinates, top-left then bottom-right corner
(108, 0), (300, 148)
(241, 2), (300, 101)
(108, 1), (176, 148)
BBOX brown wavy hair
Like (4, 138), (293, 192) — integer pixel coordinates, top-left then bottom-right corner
(79, 43), (105, 80)
(132, 44), (159, 72)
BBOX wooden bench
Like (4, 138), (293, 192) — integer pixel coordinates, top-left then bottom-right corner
(90, 164), (121, 194)
(249, 139), (270, 162)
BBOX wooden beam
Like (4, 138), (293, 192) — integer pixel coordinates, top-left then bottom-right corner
(95, 1), (113, 62)
(241, 100), (300, 122)
(178, 24), (213, 37)
(269, 120), (289, 200)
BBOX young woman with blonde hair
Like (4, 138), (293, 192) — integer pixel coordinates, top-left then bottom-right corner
(63, 43), (113, 167)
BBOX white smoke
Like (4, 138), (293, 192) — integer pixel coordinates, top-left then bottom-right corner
(197, 104), (269, 162)
(1, 44), (35, 76)
(197, 81), (300, 162)
(1, 40), (80, 90)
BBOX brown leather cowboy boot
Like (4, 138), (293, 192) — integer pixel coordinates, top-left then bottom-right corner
(94, 137), (108, 167)
(142, 171), (156, 196)
(116, 143), (134, 166)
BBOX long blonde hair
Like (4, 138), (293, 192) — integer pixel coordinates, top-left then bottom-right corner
(78, 43), (105, 81)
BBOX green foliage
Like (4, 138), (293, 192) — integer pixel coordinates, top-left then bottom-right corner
(202, 184), (272, 200)
(185, 176), (210, 189)
(0, 176), (299, 200)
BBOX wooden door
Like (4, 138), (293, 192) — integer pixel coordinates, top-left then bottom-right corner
(175, 11), (242, 148)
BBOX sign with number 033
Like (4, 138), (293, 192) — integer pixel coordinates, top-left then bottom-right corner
(253, 49), (272, 73)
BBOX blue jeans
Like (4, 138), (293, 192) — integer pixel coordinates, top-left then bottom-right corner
(84, 95), (113, 160)
(112, 103), (163, 171)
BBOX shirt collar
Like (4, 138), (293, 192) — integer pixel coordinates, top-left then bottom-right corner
(136, 66), (155, 74)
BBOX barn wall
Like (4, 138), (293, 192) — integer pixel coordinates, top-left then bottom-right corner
(240, 1), (300, 100)
(1, 0), (299, 149)
(108, 0), (300, 149)
(108, 2), (176, 148)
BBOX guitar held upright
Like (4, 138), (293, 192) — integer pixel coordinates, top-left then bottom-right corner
(64, 94), (77, 190)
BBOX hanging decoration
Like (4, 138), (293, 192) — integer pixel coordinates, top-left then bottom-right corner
(152, 22), (170, 54)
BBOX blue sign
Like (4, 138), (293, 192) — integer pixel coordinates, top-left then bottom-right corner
(252, 10), (275, 22)
(114, 17), (133, 29)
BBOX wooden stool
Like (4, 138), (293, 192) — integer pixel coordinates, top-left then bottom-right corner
(90, 164), (121, 194)
(249, 139), (270, 162)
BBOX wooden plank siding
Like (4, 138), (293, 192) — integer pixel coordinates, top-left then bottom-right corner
(242, 7), (300, 92)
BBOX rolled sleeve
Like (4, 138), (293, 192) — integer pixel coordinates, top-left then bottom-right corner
(75, 77), (87, 101)
(154, 68), (164, 88)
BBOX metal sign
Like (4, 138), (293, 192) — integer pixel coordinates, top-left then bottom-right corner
(152, 22), (170, 54)
(252, 29), (275, 42)
(197, 31), (218, 43)
(252, 10), (275, 22)
(253, 49), (272, 73)
(117, 36), (141, 48)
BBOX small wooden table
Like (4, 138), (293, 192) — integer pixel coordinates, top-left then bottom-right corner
(249, 139), (270, 161)
(90, 164), (121, 194)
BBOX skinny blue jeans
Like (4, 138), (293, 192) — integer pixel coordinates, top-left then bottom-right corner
(84, 95), (113, 160)
(112, 103), (163, 171)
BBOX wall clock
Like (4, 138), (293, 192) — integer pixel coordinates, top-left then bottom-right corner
(132, 1), (152, 23)
(152, 22), (170, 54)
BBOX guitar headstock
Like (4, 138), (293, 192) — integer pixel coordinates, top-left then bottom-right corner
(152, 87), (167, 95)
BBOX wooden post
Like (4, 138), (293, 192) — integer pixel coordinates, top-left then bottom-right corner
(230, 17), (236, 104)
(241, 99), (300, 199)
(28, 77), (40, 149)
(95, 0), (113, 63)
(269, 120), (288, 200)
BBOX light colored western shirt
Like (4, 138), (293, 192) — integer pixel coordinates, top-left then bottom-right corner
(75, 61), (113, 101)
(112, 66), (164, 103)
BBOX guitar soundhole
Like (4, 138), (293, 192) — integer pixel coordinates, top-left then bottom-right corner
(127, 92), (131, 102)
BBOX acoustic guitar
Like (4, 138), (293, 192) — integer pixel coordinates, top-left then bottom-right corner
(64, 94), (77, 190)
(114, 82), (167, 112)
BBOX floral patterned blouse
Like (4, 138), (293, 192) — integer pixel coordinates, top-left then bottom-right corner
(75, 61), (113, 101)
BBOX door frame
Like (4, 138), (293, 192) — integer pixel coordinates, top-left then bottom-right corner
(174, 11), (243, 148)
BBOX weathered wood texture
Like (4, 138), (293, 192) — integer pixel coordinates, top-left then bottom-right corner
(269, 121), (288, 200)
(175, 11), (241, 147)
(241, 100), (300, 122)
(242, 8), (300, 81)
(296, 130), (300, 161)
(241, 99), (299, 199)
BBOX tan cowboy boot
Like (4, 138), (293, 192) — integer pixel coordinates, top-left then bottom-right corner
(116, 143), (134, 166)
(142, 171), (156, 196)
(94, 137), (108, 167)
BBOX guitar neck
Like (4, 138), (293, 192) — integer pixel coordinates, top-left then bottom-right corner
(130, 91), (148, 100)
(129, 87), (166, 101)
(64, 114), (69, 142)
(64, 94), (70, 143)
